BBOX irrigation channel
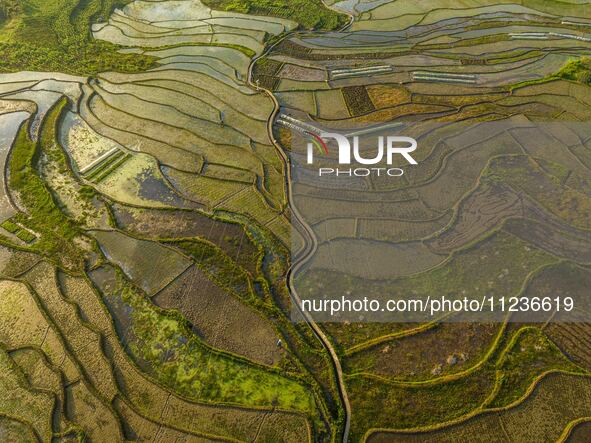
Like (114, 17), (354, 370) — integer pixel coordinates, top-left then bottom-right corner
(247, 5), (355, 442)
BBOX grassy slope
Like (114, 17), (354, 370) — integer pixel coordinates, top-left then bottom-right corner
(0, 0), (155, 74)
(556, 57), (591, 84)
(203, 0), (348, 30)
(8, 98), (87, 268)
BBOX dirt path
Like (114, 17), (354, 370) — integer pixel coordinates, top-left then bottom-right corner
(246, 17), (353, 442)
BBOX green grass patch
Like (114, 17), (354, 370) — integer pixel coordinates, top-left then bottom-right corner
(0, 0), (155, 74)
(508, 76), (555, 92)
(108, 270), (314, 413)
(202, 0), (348, 30)
(8, 98), (87, 266)
(93, 153), (130, 183)
(0, 218), (36, 243)
(15, 228), (36, 243)
(487, 49), (544, 65)
(0, 219), (19, 234)
(147, 41), (256, 58)
(556, 57), (591, 84)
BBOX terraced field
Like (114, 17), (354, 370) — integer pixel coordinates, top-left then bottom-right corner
(253, 0), (591, 441)
(0, 0), (347, 441)
(1, 0), (591, 442)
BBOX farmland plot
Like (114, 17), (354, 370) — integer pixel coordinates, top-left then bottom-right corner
(59, 111), (124, 171)
(111, 204), (261, 272)
(310, 238), (445, 280)
(90, 264), (315, 413)
(0, 0), (355, 440)
(567, 420), (591, 442)
(367, 373), (591, 442)
(154, 265), (284, 366)
(92, 229), (192, 296)
(297, 231), (556, 323)
(346, 322), (501, 380)
(0, 253), (314, 442)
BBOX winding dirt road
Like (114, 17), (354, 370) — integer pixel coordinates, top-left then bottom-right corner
(246, 17), (353, 442)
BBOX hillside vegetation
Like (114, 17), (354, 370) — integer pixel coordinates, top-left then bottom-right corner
(0, 0), (155, 74)
(203, 0), (348, 30)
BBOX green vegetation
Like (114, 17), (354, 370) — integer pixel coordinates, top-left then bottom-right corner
(556, 57), (591, 84)
(83, 150), (131, 183)
(0, 219), (36, 243)
(37, 100), (108, 228)
(348, 369), (495, 441)
(0, 0), (21, 22)
(0, 0), (155, 74)
(0, 346), (54, 441)
(15, 229), (36, 243)
(347, 324), (589, 440)
(93, 154), (130, 183)
(203, 0), (348, 30)
(84, 151), (125, 180)
(253, 57), (284, 90)
(3, 1), (591, 441)
(0, 219), (19, 234)
(8, 98), (86, 266)
(209, 42), (256, 58)
(510, 57), (591, 91)
(146, 41), (257, 58)
(111, 271), (314, 412)
(172, 238), (255, 302)
(254, 57), (284, 76)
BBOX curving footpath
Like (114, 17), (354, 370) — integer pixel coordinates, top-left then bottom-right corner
(246, 18), (353, 443)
